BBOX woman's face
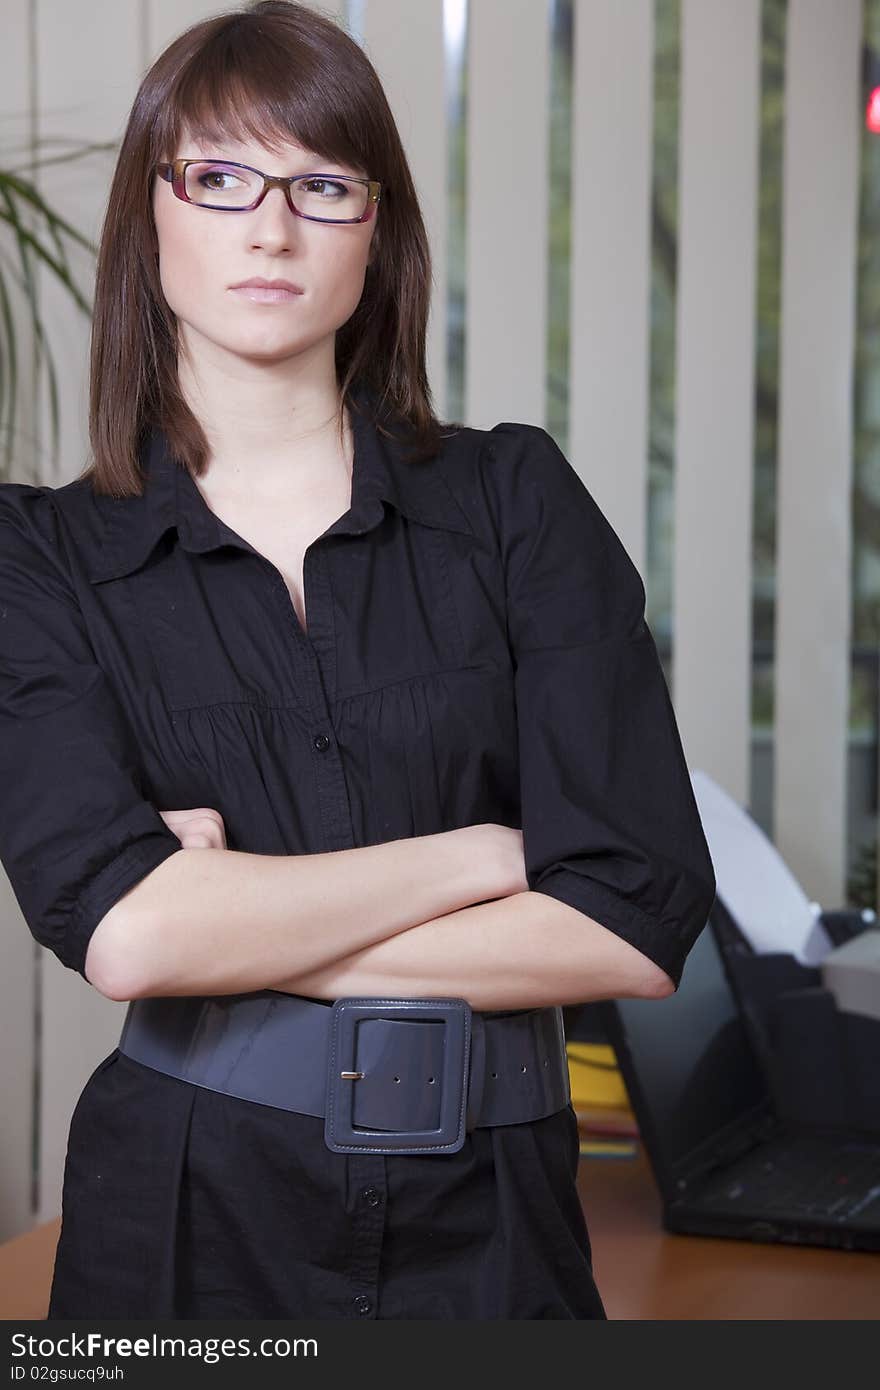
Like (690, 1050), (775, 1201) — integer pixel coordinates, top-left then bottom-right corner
(152, 127), (378, 367)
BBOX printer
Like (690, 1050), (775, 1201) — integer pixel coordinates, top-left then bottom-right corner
(691, 770), (880, 1135)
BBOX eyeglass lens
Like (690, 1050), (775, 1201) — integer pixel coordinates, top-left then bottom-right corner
(183, 161), (369, 220)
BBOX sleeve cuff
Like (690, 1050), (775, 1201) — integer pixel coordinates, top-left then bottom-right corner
(531, 864), (717, 992)
(67, 824), (182, 981)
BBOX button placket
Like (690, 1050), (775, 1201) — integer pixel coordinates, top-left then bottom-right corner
(345, 1154), (387, 1318)
(247, 527), (391, 1316)
(303, 545), (339, 705)
(250, 545), (352, 852)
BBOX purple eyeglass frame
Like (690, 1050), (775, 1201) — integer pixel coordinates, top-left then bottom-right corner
(155, 158), (382, 224)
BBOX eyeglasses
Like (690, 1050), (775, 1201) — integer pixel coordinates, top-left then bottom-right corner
(155, 158), (382, 224)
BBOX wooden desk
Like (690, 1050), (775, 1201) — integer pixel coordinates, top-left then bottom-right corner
(1, 1148), (877, 1319)
(0, 1217), (58, 1320)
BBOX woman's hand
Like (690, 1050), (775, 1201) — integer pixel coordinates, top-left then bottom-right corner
(158, 806), (227, 850)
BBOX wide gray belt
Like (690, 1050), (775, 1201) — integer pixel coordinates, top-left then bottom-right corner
(117, 992), (570, 1156)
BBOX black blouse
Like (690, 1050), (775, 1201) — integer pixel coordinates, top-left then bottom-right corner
(0, 383), (715, 1319)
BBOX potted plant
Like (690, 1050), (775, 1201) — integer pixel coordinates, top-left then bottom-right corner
(0, 138), (115, 481)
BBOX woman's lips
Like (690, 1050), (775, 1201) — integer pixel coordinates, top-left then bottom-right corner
(230, 286), (304, 303)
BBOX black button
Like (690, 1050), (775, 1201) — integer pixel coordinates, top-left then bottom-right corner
(353, 1294), (372, 1315)
(362, 1186), (382, 1206)
(313, 733), (331, 751)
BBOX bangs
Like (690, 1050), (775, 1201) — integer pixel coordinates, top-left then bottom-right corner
(152, 17), (373, 177)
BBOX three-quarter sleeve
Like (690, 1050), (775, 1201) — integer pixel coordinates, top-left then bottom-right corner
(481, 422), (716, 993)
(0, 484), (182, 983)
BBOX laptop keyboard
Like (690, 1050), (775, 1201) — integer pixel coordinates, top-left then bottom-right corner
(695, 1135), (880, 1220)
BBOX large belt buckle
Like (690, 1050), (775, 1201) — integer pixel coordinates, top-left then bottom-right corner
(324, 997), (472, 1155)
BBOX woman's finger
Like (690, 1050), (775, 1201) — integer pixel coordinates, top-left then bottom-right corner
(158, 807), (227, 850)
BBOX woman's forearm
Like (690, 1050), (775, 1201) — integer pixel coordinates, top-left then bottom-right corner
(89, 826), (511, 1002)
(272, 890), (674, 1009)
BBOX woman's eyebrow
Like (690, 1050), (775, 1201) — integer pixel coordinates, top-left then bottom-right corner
(183, 143), (359, 177)
(216, 152), (353, 174)
(204, 141), (326, 163)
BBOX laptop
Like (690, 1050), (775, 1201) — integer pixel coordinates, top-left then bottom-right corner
(596, 917), (880, 1252)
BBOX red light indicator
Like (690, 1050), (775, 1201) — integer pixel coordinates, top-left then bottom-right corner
(867, 84), (880, 132)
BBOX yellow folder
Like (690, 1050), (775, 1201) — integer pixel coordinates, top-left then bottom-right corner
(566, 1041), (629, 1109)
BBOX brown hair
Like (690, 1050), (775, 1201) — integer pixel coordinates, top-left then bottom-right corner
(81, 0), (459, 498)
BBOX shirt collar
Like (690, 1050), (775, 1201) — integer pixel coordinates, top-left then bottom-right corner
(86, 382), (473, 585)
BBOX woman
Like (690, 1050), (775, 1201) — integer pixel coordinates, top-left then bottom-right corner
(0, 1), (716, 1319)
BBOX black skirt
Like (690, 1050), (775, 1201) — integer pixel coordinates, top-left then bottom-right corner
(47, 1048), (607, 1320)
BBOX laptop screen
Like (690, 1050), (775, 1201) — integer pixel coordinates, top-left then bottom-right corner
(600, 922), (771, 1190)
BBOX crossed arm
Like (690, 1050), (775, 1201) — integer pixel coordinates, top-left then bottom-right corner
(270, 891), (673, 1007)
(87, 810), (672, 1006)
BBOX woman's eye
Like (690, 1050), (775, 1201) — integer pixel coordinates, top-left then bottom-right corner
(301, 178), (348, 199)
(199, 168), (240, 190)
